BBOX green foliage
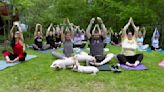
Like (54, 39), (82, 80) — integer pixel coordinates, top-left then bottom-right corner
(4, 0), (164, 45)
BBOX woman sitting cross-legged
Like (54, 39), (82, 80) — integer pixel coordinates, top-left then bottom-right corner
(104, 28), (111, 47)
(137, 27), (149, 51)
(151, 27), (161, 51)
(73, 26), (86, 48)
(54, 25), (62, 48)
(45, 23), (56, 49)
(2, 22), (27, 63)
(110, 28), (121, 46)
(86, 17), (115, 66)
(32, 24), (44, 50)
(117, 17), (144, 67)
(52, 19), (74, 59)
(32, 24), (50, 50)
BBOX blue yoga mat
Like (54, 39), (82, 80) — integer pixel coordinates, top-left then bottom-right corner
(146, 49), (164, 53)
(0, 55), (37, 70)
(158, 50), (164, 52)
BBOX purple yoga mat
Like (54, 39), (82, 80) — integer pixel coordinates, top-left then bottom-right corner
(120, 64), (148, 70)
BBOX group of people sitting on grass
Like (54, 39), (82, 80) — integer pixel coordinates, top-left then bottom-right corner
(2, 17), (163, 71)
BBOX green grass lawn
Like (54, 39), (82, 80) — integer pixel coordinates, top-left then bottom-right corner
(0, 45), (164, 92)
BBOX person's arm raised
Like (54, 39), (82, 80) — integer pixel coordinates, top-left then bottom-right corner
(142, 27), (146, 38)
(86, 18), (95, 39)
(97, 17), (107, 38)
(122, 17), (131, 38)
(109, 27), (114, 35)
(17, 24), (24, 42)
(61, 26), (65, 42)
(70, 23), (75, 38)
(10, 25), (15, 39)
(131, 18), (139, 38)
(34, 24), (41, 37)
(46, 23), (53, 37)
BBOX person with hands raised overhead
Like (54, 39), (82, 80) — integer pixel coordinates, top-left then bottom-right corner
(73, 26), (86, 48)
(54, 25), (62, 48)
(2, 21), (27, 63)
(151, 27), (161, 51)
(45, 23), (56, 49)
(137, 27), (149, 51)
(52, 21), (74, 58)
(86, 17), (115, 67)
(32, 24), (44, 50)
(117, 17), (144, 67)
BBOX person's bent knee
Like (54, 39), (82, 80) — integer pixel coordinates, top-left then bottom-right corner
(106, 53), (114, 58)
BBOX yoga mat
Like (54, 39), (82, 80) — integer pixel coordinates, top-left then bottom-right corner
(120, 64), (148, 70)
(0, 55), (37, 70)
(58, 48), (64, 50)
(159, 60), (164, 67)
(146, 49), (164, 53)
(37, 49), (54, 54)
(97, 64), (111, 71)
(158, 50), (164, 52)
(146, 49), (153, 52)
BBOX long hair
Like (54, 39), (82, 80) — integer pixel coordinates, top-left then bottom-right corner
(10, 36), (16, 47)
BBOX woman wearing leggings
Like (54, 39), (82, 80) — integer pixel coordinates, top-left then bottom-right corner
(32, 24), (44, 50)
(117, 17), (143, 67)
(45, 24), (56, 49)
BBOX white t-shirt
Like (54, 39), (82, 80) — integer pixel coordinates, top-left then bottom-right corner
(152, 38), (159, 48)
(74, 36), (83, 45)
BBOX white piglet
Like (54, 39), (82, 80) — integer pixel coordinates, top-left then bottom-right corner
(75, 52), (96, 63)
(73, 57), (99, 75)
(50, 57), (76, 69)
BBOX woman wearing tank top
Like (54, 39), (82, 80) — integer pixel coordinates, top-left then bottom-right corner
(3, 22), (27, 63)
(117, 17), (144, 67)
(45, 24), (56, 49)
(52, 18), (74, 58)
(137, 27), (149, 51)
(32, 24), (44, 50)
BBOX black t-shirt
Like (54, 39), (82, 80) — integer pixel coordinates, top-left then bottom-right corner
(34, 37), (43, 48)
(46, 36), (54, 46)
(55, 34), (61, 42)
(112, 35), (120, 44)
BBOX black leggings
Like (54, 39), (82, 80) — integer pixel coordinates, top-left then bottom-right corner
(117, 54), (143, 64)
(151, 46), (160, 50)
(8, 52), (27, 62)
